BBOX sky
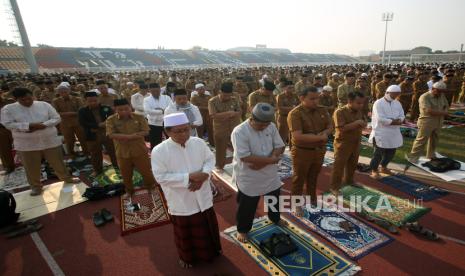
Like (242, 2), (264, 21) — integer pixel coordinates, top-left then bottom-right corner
(1, 0), (464, 56)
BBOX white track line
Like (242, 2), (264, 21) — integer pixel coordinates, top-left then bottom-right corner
(30, 232), (65, 276)
(438, 234), (465, 246)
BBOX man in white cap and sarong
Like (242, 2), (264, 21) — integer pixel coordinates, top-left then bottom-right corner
(151, 112), (221, 269)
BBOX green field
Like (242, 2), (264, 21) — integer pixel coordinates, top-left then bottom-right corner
(359, 127), (465, 165)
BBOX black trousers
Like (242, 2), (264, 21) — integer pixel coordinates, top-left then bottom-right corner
(149, 125), (164, 150)
(369, 138), (397, 170)
(236, 187), (281, 234)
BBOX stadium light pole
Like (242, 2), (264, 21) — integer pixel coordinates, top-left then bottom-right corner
(9, 0), (38, 73)
(381, 12), (394, 65)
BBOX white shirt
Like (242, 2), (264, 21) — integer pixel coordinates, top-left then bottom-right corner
(91, 88), (117, 95)
(190, 90), (211, 97)
(231, 120), (285, 196)
(131, 92), (150, 115)
(1, 101), (62, 151)
(427, 80), (433, 90)
(165, 103), (203, 136)
(151, 137), (215, 216)
(369, 97), (405, 149)
(143, 95), (172, 126)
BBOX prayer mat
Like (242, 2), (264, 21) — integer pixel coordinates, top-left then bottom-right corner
(95, 166), (143, 187)
(287, 205), (393, 259)
(338, 185), (431, 226)
(224, 216), (361, 275)
(278, 154), (293, 181)
(380, 174), (448, 201)
(210, 174), (233, 204)
(120, 186), (170, 235)
(0, 167), (29, 191)
(14, 181), (88, 222)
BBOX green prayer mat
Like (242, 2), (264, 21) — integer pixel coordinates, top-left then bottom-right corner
(338, 185), (431, 226)
(94, 167), (144, 187)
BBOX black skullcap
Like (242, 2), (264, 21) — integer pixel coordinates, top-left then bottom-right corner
(284, 80), (293, 86)
(149, 83), (160, 88)
(345, 72), (356, 77)
(12, 87), (33, 98)
(263, 81), (276, 91)
(113, 98), (129, 106)
(174, 88), (187, 97)
(139, 83), (148, 89)
(95, 79), (106, 86)
(221, 82), (233, 93)
(166, 82), (176, 88)
(84, 91), (98, 98)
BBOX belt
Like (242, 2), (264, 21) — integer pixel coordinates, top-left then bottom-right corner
(294, 145), (325, 151)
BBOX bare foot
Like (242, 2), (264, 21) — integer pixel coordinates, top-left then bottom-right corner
(178, 259), (192, 269)
(380, 168), (394, 175)
(293, 206), (304, 217)
(370, 170), (381, 179)
(236, 232), (249, 243)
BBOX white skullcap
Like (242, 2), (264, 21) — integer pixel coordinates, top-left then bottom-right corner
(164, 113), (189, 127)
(386, 85), (401, 93)
(70, 76), (77, 80)
(361, 73), (368, 77)
(262, 74), (269, 80)
(195, 83), (205, 89)
(126, 82), (134, 86)
(432, 81), (447, 90)
(331, 73), (338, 77)
(322, 85), (333, 92)
(56, 82), (71, 90)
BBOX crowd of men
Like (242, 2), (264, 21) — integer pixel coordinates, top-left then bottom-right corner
(0, 62), (463, 267)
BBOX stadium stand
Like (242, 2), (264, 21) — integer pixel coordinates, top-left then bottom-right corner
(0, 46), (360, 72)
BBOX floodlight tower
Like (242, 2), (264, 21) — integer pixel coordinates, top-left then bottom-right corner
(9, 0), (38, 73)
(381, 12), (394, 65)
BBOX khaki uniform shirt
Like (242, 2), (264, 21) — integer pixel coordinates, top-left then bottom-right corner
(418, 91), (448, 127)
(375, 80), (390, 99)
(99, 93), (118, 107)
(276, 93), (299, 116)
(208, 95), (242, 131)
(337, 83), (355, 107)
(333, 105), (364, 143)
(294, 80), (311, 95)
(248, 90), (277, 110)
(106, 113), (149, 158)
(191, 93), (211, 112)
(52, 96), (83, 125)
(287, 104), (331, 148)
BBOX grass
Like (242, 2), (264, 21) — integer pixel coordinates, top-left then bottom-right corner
(359, 127), (465, 165)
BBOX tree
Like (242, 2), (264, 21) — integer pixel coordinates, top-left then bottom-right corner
(37, 43), (53, 48)
(0, 39), (19, 47)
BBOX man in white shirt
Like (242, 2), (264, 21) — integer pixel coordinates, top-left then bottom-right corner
(143, 83), (172, 149)
(368, 85), (405, 179)
(231, 103), (286, 243)
(151, 112), (220, 269)
(131, 83), (150, 115)
(190, 83), (211, 98)
(165, 89), (202, 137)
(1, 88), (80, 196)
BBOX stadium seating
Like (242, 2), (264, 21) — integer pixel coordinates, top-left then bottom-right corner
(0, 46), (360, 72)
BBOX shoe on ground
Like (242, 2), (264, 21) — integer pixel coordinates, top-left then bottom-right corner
(64, 177), (81, 184)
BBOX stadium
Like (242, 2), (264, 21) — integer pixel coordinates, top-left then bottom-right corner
(1, 1), (465, 276)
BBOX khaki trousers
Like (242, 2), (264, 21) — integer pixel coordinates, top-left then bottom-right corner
(330, 140), (360, 190)
(117, 154), (155, 194)
(18, 146), (72, 189)
(290, 148), (325, 200)
(60, 122), (89, 157)
(213, 128), (231, 169)
(87, 132), (118, 174)
(277, 114), (290, 144)
(410, 122), (440, 159)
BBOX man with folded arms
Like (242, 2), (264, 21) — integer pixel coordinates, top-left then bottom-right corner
(231, 103), (286, 243)
(151, 112), (220, 269)
(1, 88), (80, 196)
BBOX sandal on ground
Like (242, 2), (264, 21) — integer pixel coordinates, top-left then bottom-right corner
(100, 208), (114, 222)
(93, 212), (106, 227)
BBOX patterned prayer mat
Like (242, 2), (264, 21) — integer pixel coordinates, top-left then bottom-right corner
(95, 166), (143, 187)
(0, 167), (29, 191)
(120, 186), (170, 235)
(224, 216), (361, 276)
(338, 185), (431, 226)
(210, 174), (234, 204)
(287, 205), (393, 259)
(380, 174), (448, 201)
